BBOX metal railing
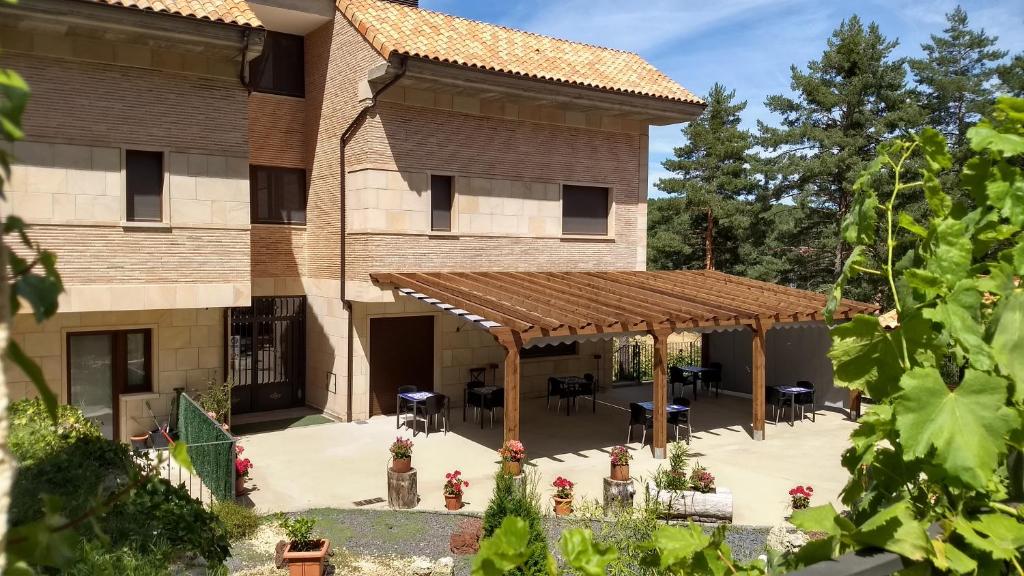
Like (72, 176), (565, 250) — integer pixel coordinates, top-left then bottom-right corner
(611, 337), (702, 383)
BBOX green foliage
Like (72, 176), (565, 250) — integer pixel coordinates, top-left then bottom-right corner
(280, 516), (320, 551)
(473, 517), (542, 576)
(61, 542), (172, 576)
(481, 472), (550, 575)
(814, 97), (1024, 572)
(197, 379), (233, 423)
(653, 441), (690, 491)
(178, 393), (234, 500)
(655, 83), (758, 271)
(567, 498), (664, 576)
(7, 399), (231, 572)
(211, 501), (261, 541)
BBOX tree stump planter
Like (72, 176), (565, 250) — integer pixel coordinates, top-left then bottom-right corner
(391, 457), (411, 473)
(503, 461), (522, 476)
(553, 497), (572, 517)
(282, 539), (331, 576)
(445, 494), (463, 511)
(603, 477), (635, 512)
(388, 468), (418, 509)
(647, 482), (733, 523)
(610, 463), (629, 481)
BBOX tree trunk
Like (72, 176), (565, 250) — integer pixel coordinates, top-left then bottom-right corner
(704, 207), (715, 271)
(0, 219), (11, 566)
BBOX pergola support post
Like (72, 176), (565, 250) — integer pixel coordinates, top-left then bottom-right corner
(651, 328), (672, 459)
(494, 329), (523, 443)
(751, 318), (772, 441)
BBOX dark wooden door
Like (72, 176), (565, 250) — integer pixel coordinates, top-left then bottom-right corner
(370, 315), (434, 416)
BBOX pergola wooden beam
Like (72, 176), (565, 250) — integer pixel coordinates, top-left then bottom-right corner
(651, 328), (671, 458)
(493, 328), (523, 443)
(751, 317), (773, 441)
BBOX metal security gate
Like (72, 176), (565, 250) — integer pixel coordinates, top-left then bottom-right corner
(227, 296), (306, 415)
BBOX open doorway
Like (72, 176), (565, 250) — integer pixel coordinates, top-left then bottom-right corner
(369, 315), (434, 416)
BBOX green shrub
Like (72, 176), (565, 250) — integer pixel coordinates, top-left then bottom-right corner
(212, 500), (261, 541)
(569, 498), (663, 576)
(7, 399), (231, 571)
(482, 471), (549, 575)
(64, 542), (172, 576)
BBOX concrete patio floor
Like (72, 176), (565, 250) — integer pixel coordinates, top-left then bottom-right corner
(237, 386), (855, 526)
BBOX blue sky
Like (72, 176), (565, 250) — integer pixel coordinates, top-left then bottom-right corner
(419, 0), (1024, 198)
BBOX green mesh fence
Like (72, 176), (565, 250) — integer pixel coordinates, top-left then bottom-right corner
(177, 393), (235, 501)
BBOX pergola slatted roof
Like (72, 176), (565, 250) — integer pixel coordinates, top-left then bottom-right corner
(370, 270), (878, 340)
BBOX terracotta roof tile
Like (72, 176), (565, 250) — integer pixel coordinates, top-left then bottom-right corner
(337, 0), (702, 105)
(87, 0), (261, 27)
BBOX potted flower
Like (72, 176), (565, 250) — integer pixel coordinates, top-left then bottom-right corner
(789, 485), (813, 511)
(688, 465), (716, 494)
(390, 437), (413, 473)
(498, 440), (525, 476)
(609, 445), (632, 481)
(552, 476), (574, 516)
(280, 516), (330, 576)
(443, 470), (469, 510)
(235, 445), (253, 495)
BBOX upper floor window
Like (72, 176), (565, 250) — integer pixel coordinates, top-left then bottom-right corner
(562, 185), (609, 236)
(430, 174), (453, 232)
(251, 165), (307, 225)
(251, 32), (305, 98)
(126, 150), (163, 222)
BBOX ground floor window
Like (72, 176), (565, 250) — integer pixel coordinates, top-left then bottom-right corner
(67, 329), (152, 439)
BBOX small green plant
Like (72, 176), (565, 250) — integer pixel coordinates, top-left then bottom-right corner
(667, 441), (689, 473)
(280, 515), (320, 552)
(198, 379), (233, 422)
(211, 501), (260, 541)
(653, 441), (690, 491)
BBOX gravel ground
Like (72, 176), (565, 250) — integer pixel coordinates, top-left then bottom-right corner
(227, 508), (770, 575)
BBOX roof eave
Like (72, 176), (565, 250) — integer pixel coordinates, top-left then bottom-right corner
(387, 57), (705, 125)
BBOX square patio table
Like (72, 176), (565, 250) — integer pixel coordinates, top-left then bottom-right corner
(549, 376), (594, 415)
(637, 401), (689, 414)
(397, 390), (437, 436)
(674, 366), (717, 399)
(464, 386), (499, 429)
(774, 385), (813, 426)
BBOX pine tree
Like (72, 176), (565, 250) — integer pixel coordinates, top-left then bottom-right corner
(656, 83), (756, 271)
(998, 53), (1024, 97)
(757, 16), (918, 296)
(909, 6), (1006, 168)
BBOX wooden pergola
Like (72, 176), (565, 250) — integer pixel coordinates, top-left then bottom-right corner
(370, 270), (876, 456)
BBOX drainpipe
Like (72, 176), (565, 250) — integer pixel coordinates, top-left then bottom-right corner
(237, 28), (267, 91)
(338, 56), (408, 421)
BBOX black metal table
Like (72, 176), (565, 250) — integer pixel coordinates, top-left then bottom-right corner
(465, 386), (499, 429)
(674, 366), (717, 399)
(397, 391), (436, 436)
(774, 385), (813, 426)
(550, 376), (594, 415)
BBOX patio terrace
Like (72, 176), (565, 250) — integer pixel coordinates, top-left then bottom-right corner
(238, 385), (854, 526)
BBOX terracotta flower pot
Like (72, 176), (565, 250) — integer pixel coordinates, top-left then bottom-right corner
(445, 493), (463, 511)
(553, 497), (572, 517)
(503, 460), (522, 476)
(235, 475), (246, 496)
(392, 457), (411, 473)
(610, 463), (630, 481)
(282, 539), (331, 576)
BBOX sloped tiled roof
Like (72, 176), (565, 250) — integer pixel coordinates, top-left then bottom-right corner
(337, 0), (702, 105)
(87, 0), (261, 27)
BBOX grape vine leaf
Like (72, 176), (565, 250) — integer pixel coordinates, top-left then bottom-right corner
(926, 219), (973, 289)
(851, 501), (931, 561)
(953, 513), (1024, 561)
(828, 314), (902, 399)
(472, 517), (530, 576)
(559, 528), (618, 576)
(651, 524), (710, 568)
(894, 368), (1018, 488)
(990, 291), (1024, 401)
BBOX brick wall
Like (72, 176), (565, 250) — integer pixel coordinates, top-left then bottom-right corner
(251, 225), (307, 278)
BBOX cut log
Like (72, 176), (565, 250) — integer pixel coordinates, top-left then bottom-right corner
(388, 468), (418, 509)
(603, 477), (635, 512)
(647, 482), (733, 523)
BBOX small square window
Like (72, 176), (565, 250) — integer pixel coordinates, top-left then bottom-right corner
(126, 150), (163, 222)
(251, 32), (305, 98)
(251, 165), (307, 224)
(430, 175), (453, 232)
(562, 185), (609, 236)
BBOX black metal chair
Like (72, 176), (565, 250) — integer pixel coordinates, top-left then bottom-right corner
(465, 382), (486, 423)
(396, 385), (417, 429)
(669, 396), (692, 443)
(703, 362), (722, 397)
(669, 366), (698, 400)
(481, 387), (504, 428)
(626, 402), (653, 445)
(415, 393), (449, 436)
(767, 385), (783, 423)
(547, 377), (565, 410)
(580, 373), (598, 413)
(794, 380), (816, 422)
